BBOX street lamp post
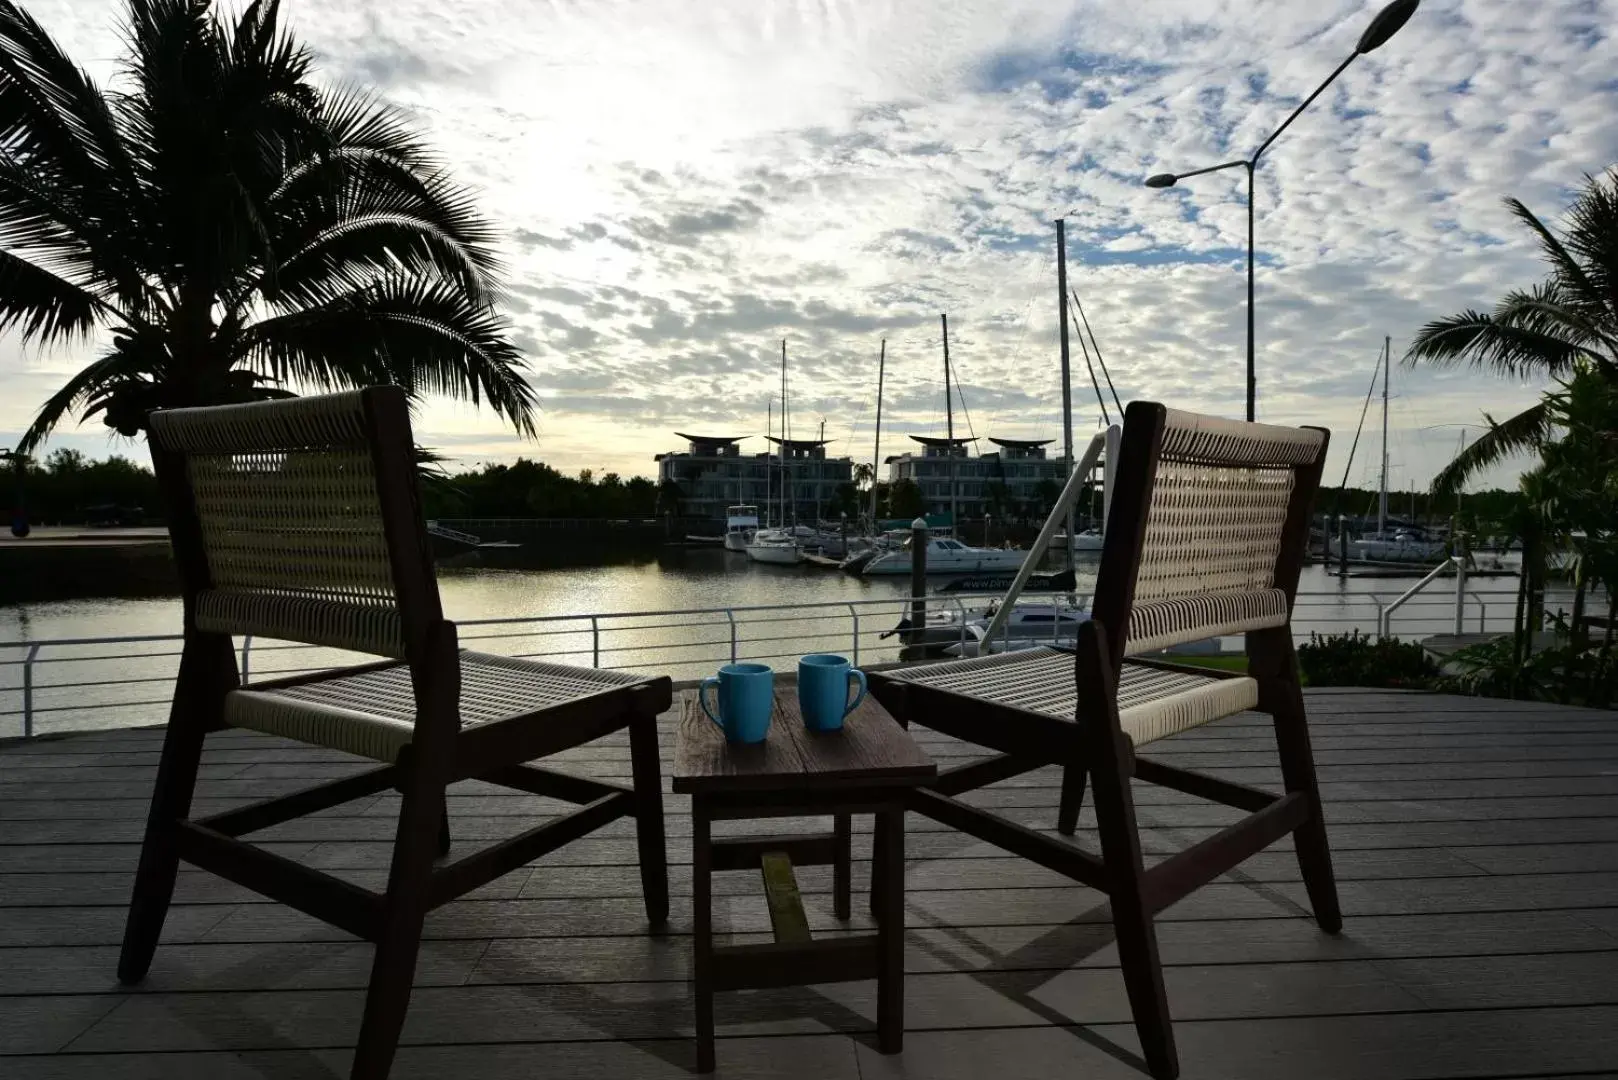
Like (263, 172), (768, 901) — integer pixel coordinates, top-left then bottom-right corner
(1144, 0), (1420, 422)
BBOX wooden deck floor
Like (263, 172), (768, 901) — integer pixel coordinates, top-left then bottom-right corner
(3, 689), (1618, 1079)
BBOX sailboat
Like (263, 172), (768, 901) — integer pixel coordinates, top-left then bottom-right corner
(862, 314), (1031, 576)
(1334, 336), (1446, 565)
(747, 340), (805, 566)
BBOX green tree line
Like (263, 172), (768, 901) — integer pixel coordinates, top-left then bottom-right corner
(422, 459), (663, 520)
(11, 449), (161, 525)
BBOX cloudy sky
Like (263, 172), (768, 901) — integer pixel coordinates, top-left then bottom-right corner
(3, 0), (1616, 493)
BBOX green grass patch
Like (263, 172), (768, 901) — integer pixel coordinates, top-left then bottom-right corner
(1158, 652), (1314, 687)
(1159, 653), (1250, 673)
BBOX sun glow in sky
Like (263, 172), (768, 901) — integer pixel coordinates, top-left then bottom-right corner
(4, 0), (1616, 491)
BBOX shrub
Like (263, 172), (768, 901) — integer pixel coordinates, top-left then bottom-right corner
(1296, 631), (1439, 689)
(1439, 633), (1617, 708)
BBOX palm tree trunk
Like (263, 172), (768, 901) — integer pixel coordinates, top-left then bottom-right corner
(1570, 551), (1589, 646)
(1510, 539), (1531, 701)
(1525, 525), (1545, 657)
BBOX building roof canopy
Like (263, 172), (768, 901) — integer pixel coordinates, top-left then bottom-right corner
(674, 432), (747, 444)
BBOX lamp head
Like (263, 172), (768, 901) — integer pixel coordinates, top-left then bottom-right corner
(1357, 0), (1419, 53)
(1144, 173), (1177, 188)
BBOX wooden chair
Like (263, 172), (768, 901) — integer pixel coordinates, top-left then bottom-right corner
(868, 402), (1340, 1080)
(118, 387), (671, 1079)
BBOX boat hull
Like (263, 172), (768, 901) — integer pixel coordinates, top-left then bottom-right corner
(1331, 537), (1447, 564)
(746, 543), (802, 565)
(862, 552), (1028, 575)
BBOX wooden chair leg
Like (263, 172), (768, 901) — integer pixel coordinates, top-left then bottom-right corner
(628, 707), (670, 926)
(437, 798), (452, 858)
(119, 635), (233, 985)
(350, 768), (443, 1080)
(1078, 623), (1178, 1080)
(1096, 798), (1177, 1080)
(1057, 765), (1087, 835)
(1253, 630), (1342, 934)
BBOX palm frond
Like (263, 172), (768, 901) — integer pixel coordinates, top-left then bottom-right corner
(0, 248), (102, 342)
(1431, 401), (1552, 496)
(0, 1), (133, 187)
(240, 274), (537, 438)
(0, 0), (156, 311)
(1495, 286), (1618, 371)
(1557, 168), (1618, 326)
(267, 208), (494, 312)
(16, 350), (143, 452)
(1404, 306), (1598, 379)
(314, 87), (438, 173)
(1505, 195), (1609, 323)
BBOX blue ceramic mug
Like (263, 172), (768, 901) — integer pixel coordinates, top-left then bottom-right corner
(798, 654), (867, 732)
(699, 663), (775, 744)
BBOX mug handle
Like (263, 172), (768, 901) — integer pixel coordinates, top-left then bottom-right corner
(699, 676), (724, 728)
(844, 669), (868, 718)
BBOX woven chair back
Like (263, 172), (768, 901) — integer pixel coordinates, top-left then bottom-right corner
(1093, 403), (1328, 661)
(148, 388), (441, 661)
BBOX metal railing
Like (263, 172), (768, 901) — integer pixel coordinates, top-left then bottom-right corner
(424, 521), (483, 546)
(1377, 556), (1466, 637)
(0, 582), (1529, 740)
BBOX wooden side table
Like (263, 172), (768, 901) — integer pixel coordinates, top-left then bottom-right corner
(673, 689), (935, 1073)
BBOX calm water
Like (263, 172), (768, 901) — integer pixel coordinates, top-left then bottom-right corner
(0, 549), (1528, 738)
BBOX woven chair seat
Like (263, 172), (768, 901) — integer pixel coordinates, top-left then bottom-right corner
(224, 651), (652, 762)
(887, 647), (1257, 748)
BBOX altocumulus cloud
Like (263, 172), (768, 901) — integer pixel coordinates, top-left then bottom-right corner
(3, 0), (1615, 485)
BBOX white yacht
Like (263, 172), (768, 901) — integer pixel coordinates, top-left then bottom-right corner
(745, 528), (803, 565)
(923, 601), (1223, 659)
(861, 536), (1028, 576)
(1053, 527), (1105, 552)
(1341, 526), (1447, 564)
(722, 504), (760, 552)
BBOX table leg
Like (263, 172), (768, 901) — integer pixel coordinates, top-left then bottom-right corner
(834, 812), (852, 921)
(869, 816), (886, 918)
(693, 797), (715, 1073)
(876, 803), (905, 1054)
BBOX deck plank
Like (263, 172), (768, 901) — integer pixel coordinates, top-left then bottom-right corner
(3, 689), (1617, 1078)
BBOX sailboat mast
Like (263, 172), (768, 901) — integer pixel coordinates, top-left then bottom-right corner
(766, 399), (774, 528)
(780, 339), (792, 528)
(941, 313), (955, 532)
(1056, 219), (1075, 571)
(1379, 334), (1390, 537)
(871, 339), (885, 525)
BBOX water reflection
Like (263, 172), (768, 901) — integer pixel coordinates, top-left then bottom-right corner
(0, 554), (1529, 738)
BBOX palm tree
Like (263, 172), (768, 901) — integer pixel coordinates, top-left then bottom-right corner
(0, 0), (535, 453)
(1406, 166), (1618, 493)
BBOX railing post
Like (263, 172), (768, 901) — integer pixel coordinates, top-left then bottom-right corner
(726, 609), (738, 663)
(22, 643), (40, 739)
(847, 604), (860, 667)
(591, 616), (601, 668)
(1452, 556), (1467, 636)
(239, 635), (253, 684)
(1376, 602), (1388, 639)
